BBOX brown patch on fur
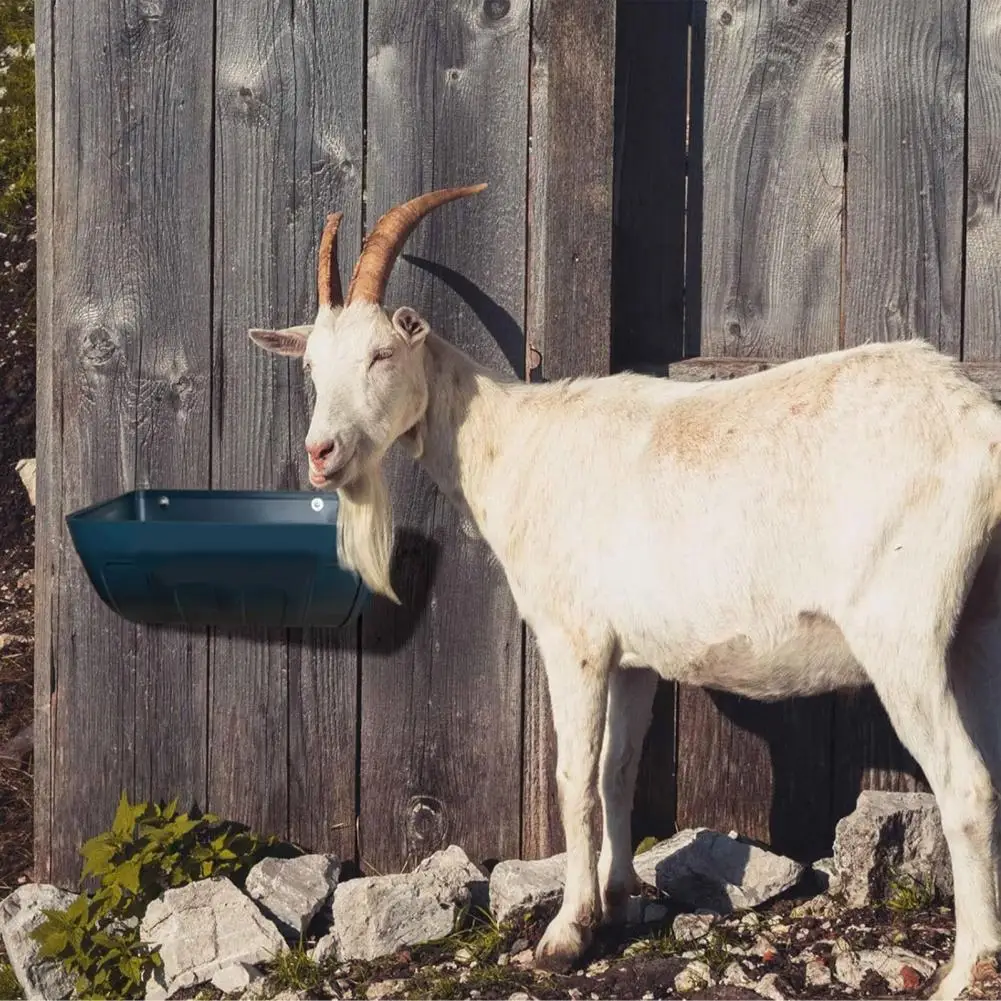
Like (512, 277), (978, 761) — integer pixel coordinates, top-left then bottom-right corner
(688, 635), (756, 684)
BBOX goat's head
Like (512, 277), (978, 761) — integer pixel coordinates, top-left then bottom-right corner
(248, 183), (486, 601)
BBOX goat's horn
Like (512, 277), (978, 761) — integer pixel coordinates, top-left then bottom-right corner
(318, 211), (345, 310)
(345, 183), (488, 305)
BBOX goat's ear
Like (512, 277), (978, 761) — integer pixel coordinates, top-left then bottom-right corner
(391, 307), (430, 346)
(248, 325), (312, 357)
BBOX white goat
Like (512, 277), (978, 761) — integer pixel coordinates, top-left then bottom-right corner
(250, 185), (1001, 999)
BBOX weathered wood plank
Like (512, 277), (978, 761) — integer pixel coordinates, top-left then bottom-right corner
(844, 0), (966, 353)
(522, 0), (616, 859)
(611, 0), (691, 850)
(359, 0), (528, 873)
(676, 0), (846, 860)
(700, 0), (847, 358)
(32, 0), (55, 881)
(837, 0), (966, 807)
(211, 1), (297, 839)
(46, 0), (213, 884)
(281, 0), (365, 862)
(964, 0), (1001, 361)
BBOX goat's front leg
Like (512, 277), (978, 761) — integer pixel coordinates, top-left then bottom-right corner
(534, 625), (613, 972)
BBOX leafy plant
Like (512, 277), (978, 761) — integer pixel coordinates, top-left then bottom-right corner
(885, 870), (936, 913)
(31, 793), (290, 999)
(0, 958), (24, 1000)
(265, 946), (326, 994)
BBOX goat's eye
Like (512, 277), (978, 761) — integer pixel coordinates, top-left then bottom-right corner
(369, 348), (394, 369)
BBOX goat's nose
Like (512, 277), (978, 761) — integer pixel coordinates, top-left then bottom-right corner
(306, 439), (338, 465)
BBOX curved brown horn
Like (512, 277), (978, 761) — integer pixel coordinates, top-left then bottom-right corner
(317, 211), (344, 310)
(346, 183), (488, 305)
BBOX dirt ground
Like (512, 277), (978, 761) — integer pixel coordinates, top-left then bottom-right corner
(0, 200), (37, 898)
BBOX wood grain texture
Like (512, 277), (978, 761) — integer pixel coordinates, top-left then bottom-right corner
(964, 0), (1001, 361)
(281, 0), (364, 862)
(700, 0), (847, 358)
(844, 0), (966, 353)
(522, 0), (616, 859)
(32, 0), (55, 881)
(359, 0), (528, 873)
(44, 0), (213, 885)
(677, 0), (844, 860)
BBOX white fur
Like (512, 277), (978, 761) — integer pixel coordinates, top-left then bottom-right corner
(253, 301), (1001, 999)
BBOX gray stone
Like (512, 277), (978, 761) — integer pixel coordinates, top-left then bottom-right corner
(332, 845), (486, 962)
(720, 961), (755, 989)
(754, 972), (792, 1000)
(674, 960), (712, 993)
(145, 968), (169, 1001)
(810, 857), (841, 895)
(210, 963), (262, 994)
(643, 902), (668, 924)
(488, 853), (565, 925)
(672, 911), (715, 943)
(310, 930), (338, 964)
(0, 883), (78, 1001)
(833, 791), (951, 906)
(634, 828), (804, 913)
(15, 458), (34, 506)
(833, 947), (937, 991)
(803, 958), (832, 987)
(140, 876), (287, 996)
(245, 853), (340, 938)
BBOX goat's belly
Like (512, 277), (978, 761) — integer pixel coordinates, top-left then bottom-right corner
(625, 613), (869, 701)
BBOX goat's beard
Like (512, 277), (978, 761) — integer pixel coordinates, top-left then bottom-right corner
(336, 466), (400, 604)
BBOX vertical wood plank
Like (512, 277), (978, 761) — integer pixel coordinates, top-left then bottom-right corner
(522, 0), (615, 859)
(834, 0), (964, 810)
(283, 1), (365, 862)
(700, 0), (848, 358)
(46, 0), (213, 884)
(32, 0), (55, 881)
(676, 0), (846, 861)
(964, 0), (1001, 361)
(359, 0), (528, 873)
(843, 0), (966, 354)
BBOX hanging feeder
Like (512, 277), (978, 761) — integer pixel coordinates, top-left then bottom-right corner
(66, 489), (370, 629)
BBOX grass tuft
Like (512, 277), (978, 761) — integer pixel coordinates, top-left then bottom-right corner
(885, 871), (936, 914)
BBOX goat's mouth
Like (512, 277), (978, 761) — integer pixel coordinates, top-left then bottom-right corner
(308, 453), (356, 490)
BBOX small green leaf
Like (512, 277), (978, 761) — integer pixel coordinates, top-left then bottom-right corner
(111, 791), (135, 838)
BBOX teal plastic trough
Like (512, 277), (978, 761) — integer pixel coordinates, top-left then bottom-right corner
(66, 489), (370, 628)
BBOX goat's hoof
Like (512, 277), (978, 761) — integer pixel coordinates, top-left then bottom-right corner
(923, 959), (963, 1001)
(534, 917), (592, 972)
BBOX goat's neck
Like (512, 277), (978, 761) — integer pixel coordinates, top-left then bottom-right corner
(406, 334), (515, 530)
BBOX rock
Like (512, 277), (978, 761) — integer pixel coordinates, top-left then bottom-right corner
(833, 791), (951, 906)
(0, 883), (79, 1001)
(803, 958), (832, 987)
(488, 853), (565, 925)
(624, 895), (645, 925)
(721, 961), (755, 988)
(643, 902), (668, 924)
(674, 959), (712, 992)
(145, 968), (169, 1001)
(310, 930), (337, 964)
(754, 972), (792, 1000)
(331, 845), (486, 961)
(672, 911), (716, 943)
(788, 894), (836, 919)
(810, 857), (842, 895)
(245, 853), (340, 938)
(211, 963), (262, 994)
(512, 948), (535, 968)
(833, 947), (937, 991)
(15, 458), (35, 506)
(140, 876), (287, 996)
(633, 828), (803, 913)
(365, 979), (405, 999)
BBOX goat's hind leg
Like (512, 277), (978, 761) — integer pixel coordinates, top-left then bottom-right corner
(857, 635), (1001, 1001)
(597, 665), (658, 924)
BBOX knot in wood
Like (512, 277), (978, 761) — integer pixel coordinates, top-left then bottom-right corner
(406, 794), (447, 852)
(483, 0), (510, 20)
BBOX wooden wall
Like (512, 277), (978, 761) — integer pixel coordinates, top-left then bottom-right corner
(36, 0), (1001, 883)
(34, 0), (614, 884)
